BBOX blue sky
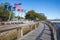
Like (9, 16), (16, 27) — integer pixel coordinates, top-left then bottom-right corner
(0, 0), (60, 19)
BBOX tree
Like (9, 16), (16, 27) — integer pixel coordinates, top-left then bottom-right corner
(15, 16), (24, 20)
(25, 10), (47, 20)
(25, 10), (36, 20)
(0, 2), (15, 21)
(36, 13), (47, 20)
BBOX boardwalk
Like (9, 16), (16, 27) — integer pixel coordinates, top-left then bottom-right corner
(19, 22), (54, 40)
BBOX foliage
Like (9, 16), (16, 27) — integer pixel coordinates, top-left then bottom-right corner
(15, 16), (24, 20)
(36, 13), (47, 20)
(25, 10), (36, 20)
(0, 2), (15, 21)
(25, 10), (47, 20)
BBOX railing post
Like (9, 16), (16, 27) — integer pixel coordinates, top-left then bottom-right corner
(17, 27), (23, 40)
(35, 24), (37, 29)
(30, 25), (32, 31)
(21, 27), (23, 37)
(53, 28), (57, 40)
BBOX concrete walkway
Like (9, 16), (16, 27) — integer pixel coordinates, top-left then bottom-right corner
(18, 22), (53, 40)
(36, 24), (54, 40)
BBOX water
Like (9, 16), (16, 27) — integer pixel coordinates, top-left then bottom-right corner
(53, 23), (60, 29)
(53, 22), (60, 40)
(54, 23), (60, 27)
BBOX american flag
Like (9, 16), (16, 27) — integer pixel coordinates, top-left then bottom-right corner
(8, 6), (12, 11)
(17, 9), (24, 13)
(12, 7), (16, 11)
(4, 5), (8, 10)
(14, 3), (22, 8)
(4, 5), (16, 11)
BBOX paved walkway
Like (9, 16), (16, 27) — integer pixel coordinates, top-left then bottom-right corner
(18, 22), (54, 40)
(36, 24), (54, 40)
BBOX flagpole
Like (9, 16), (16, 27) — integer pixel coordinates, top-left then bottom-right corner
(18, 12), (20, 21)
(8, 11), (11, 21)
(21, 12), (22, 19)
(24, 10), (26, 18)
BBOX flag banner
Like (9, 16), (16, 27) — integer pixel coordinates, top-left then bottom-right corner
(4, 5), (8, 10)
(12, 7), (16, 11)
(8, 6), (12, 11)
(17, 9), (24, 12)
(14, 3), (22, 8)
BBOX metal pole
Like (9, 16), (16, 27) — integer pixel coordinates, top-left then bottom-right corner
(18, 12), (20, 21)
(8, 11), (11, 21)
(24, 10), (26, 19)
(21, 12), (22, 19)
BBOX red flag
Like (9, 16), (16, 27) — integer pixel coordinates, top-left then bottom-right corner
(14, 3), (22, 8)
(17, 9), (24, 12)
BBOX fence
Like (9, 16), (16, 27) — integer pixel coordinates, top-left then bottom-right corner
(43, 21), (57, 40)
(0, 22), (39, 40)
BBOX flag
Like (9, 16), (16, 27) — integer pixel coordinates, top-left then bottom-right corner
(8, 6), (12, 11)
(12, 7), (16, 11)
(17, 9), (24, 12)
(4, 5), (8, 10)
(14, 3), (22, 8)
